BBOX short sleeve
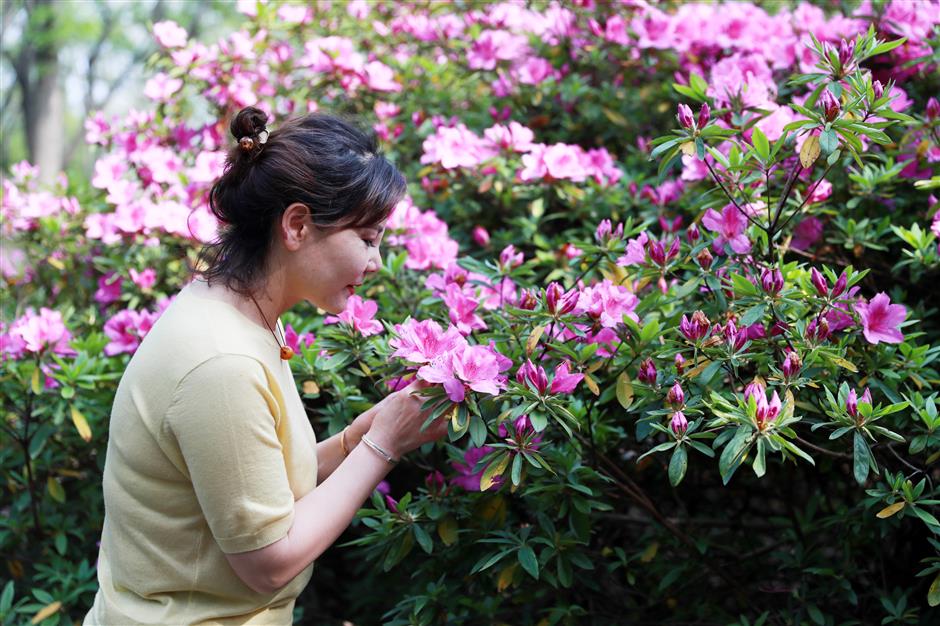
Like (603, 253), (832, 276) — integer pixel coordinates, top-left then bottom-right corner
(165, 354), (295, 554)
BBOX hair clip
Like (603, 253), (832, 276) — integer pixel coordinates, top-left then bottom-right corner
(258, 130), (269, 145)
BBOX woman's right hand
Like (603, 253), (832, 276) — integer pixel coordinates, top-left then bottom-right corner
(365, 382), (449, 460)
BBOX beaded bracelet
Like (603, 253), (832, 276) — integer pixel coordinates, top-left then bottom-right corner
(360, 434), (398, 465)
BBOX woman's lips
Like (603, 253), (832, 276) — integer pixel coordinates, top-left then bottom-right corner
(346, 286), (355, 296)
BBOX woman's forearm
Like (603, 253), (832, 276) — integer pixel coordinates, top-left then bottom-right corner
(316, 422), (367, 482)
(225, 442), (392, 593)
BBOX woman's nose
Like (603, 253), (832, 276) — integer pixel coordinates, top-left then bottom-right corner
(365, 248), (382, 273)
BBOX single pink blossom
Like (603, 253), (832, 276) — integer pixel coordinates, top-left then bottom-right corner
(417, 344), (509, 403)
(103, 309), (158, 356)
(702, 204), (751, 254)
(94, 272), (123, 305)
(856, 292), (906, 345)
(324, 295), (383, 336)
(6, 308), (74, 357)
(390, 318), (466, 364)
(550, 361), (583, 394)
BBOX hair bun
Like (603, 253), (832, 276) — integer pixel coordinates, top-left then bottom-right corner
(231, 106), (269, 150)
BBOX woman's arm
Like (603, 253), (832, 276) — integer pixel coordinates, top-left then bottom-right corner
(224, 384), (446, 594)
(315, 409), (372, 483)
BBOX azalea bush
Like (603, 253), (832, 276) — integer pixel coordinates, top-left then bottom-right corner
(2, 1), (940, 624)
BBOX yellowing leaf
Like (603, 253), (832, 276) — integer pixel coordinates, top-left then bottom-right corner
(800, 134), (821, 168)
(616, 372), (634, 410)
(680, 141), (696, 156)
(831, 357), (858, 373)
(480, 454), (510, 491)
(582, 373), (600, 396)
(685, 357), (712, 379)
(602, 107), (628, 127)
(7, 559), (24, 578)
(47, 256), (65, 270)
(359, 362), (372, 377)
(477, 495), (506, 523)
(437, 517), (458, 546)
(929, 572), (940, 607)
(450, 404), (461, 430)
(497, 563), (518, 591)
(876, 501), (905, 519)
(70, 406), (92, 443)
(47, 477), (65, 503)
(31, 600), (61, 624)
(302, 380), (320, 394)
(640, 542), (659, 563)
(526, 325), (545, 356)
(31, 368), (41, 395)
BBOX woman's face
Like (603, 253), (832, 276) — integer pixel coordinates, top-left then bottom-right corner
(294, 221), (385, 314)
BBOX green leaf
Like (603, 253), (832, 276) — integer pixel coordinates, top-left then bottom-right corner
(753, 438), (767, 478)
(928, 572), (940, 607)
(819, 128), (839, 155)
(510, 453), (523, 486)
(853, 432), (871, 484)
(751, 126), (770, 161)
(912, 506), (940, 529)
(719, 426), (752, 485)
(668, 446), (688, 486)
(413, 524), (433, 554)
(740, 304), (766, 327)
(1, 580), (14, 615)
(518, 545), (539, 579)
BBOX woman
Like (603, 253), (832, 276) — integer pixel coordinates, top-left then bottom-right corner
(85, 107), (448, 625)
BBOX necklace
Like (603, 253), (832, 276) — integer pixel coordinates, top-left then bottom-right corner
(247, 292), (294, 361)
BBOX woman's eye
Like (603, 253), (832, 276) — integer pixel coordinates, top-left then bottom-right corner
(362, 238), (376, 248)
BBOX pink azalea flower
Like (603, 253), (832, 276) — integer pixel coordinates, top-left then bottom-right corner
(143, 72), (183, 102)
(129, 268), (157, 291)
(576, 280), (640, 328)
(153, 20), (188, 48)
(856, 292), (906, 345)
(103, 309), (158, 356)
(390, 318), (466, 364)
(417, 344), (509, 403)
(94, 272), (123, 305)
(550, 361), (583, 394)
(702, 204), (751, 254)
(451, 445), (500, 491)
(791, 216), (823, 251)
(442, 284), (487, 335)
(324, 295), (383, 337)
(5, 308), (74, 357)
(284, 324), (315, 355)
(616, 232), (650, 267)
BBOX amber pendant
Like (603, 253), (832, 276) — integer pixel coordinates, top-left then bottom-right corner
(279, 346), (295, 360)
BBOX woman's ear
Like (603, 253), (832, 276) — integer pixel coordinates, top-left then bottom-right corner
(280, 203), (311, 251)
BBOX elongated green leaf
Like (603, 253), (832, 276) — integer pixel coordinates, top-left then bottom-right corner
(853, 432), (871, 484)
(518, 545), (539, 579)
(668, 446), (688, 486)
(719, 427), (752, 485)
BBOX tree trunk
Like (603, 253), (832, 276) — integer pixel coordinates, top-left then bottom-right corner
(20, 0), (64, 185)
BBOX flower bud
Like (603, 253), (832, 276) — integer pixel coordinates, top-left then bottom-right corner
(781, 351), (801, 379)
(680, 310), (711, 341)
(425, 470), (446, 495)
(744, 380), (765, 402)
(670, 410), (688, 435)
(831, 271), (847, 297)
(545, 282), (578, 316)
(637, 358), (657, 384)
(697, 103), (710, 128)
(648, 239), (666, 266)
(810, 267), (828, 296)
(927, 97), (940, 121)
(846, 388), (858, 417)
(819, 89), (841, 122)
(666, 238), (680, 261)
(687, 223), (700, 243)
(807, 316), (831, 342)
(674, 353), (686, 374)
(872, 80), (884, 100)
(838, 38), (855, 69)
(677, 103), (694, 129)
(472, 225), (490, 247)
(666, 381), (685, 407)
(517, 359), (549, 395)
(696, 247), (714, 270)
(499, 244), (523, 270)
(761, 267), (784, 295)
(517, 288), (538, 310)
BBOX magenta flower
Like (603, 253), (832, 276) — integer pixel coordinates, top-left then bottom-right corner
(516, 359), (549, 395)
(94, 272), (123, 305)
(103, 309), (158, 356)
(324, 295), (383, 336)
(417, 344), (509, 403)
(745, 384), (780, 427)
(637, 358), (657, 384)
(442, 284), (487, 335)
(576, 280), (640, 328)
(472, 225), (490, 247)
(5, 308), (75, 357)
(390, 318), (466, 364)
(498, 244), (524, 270)
(846, 387), (872, 418)
(550, 361), (583, 394)
(284, 324), (315, 355)
(677, 103), (694, 129)
(856, 293), (906, 345)
(545, 282), (579, 316)
(666, 382), (685, 407)
(670, 411), (688, 435)
(702, 204), (751, 254)
(616, 232), (650, 267)
(679, 310), (711, 341)
(451, 445), (500, 492)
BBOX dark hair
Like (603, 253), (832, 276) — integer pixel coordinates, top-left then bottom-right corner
(198, 106), (406, 295)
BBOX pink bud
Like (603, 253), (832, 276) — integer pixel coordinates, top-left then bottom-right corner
(677, 103), (694, 129)
(545, 282), (578, 316)
(648, 239), (666, 266)
(810, 267), (828, 296)
(637, 358), (657, 384)
(819, 90), (841, 122)
(782, 351), (801, 379)
(472, 225), (490, 247)
(674, 353), (686, 373)
(697, 103), (710, 128)
(670, 410), (688, 435)
(927, 97), (940, 121)
(595, 219), (612, 243)
(838, 39), (855, 69)
(686, 223), (700, 243)
(846, 388), (858, 417)
(425, 470), (446, 494)
(761, 268), (784, 295)
(666, 238), (680, 261)
(696, 247), (713, 270)
(872, 80), (884, 100)
(831, 271), (848, 297)
(517, 288), (538, 310)
(666, 381), (685, 407)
